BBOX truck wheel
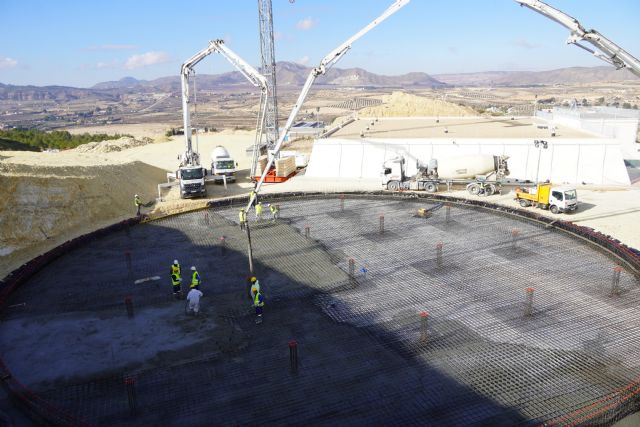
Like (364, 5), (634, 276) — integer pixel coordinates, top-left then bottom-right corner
(550, 205), (559, 214)
(467, 183), (480, 196)
(387, 181), (400, 191)
(425, 183), (437, 193)
(486, 184), (496, 196)
(519, 199), (530, 208)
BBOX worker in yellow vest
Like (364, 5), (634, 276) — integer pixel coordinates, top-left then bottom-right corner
(249, 276), (260, 301)
(239, 208), (247, 231)
(171, 272), (182, 299)
(170, 259), (181, 277)
(134, 194), (142, 216)
(254, 289), (265, 324)
(190, 266), (201, 290)
(255, 202), (263, 222)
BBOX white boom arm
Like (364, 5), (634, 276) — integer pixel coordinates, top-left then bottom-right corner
(247, 0), (410, 210)
(180, 39), (269, 167)
(515, 0), (640, 78)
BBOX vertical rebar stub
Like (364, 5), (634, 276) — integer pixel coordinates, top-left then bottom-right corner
(348, 258), (355, 278)
(124, 376), (137, 415)
(304, 225), (310, 239)
(204, 211), (209, 225)
(340, 194), (345, 211)
(379, 214), (385, 234)
(525, 287), (534, 317)
(445, 204), (451, 223)
(611, 265), (622, 296)
(289, 340), (298, 374)
(125, 296), (134, 319)
(420, 311), (429, 343)
(436, 242), (443, 268)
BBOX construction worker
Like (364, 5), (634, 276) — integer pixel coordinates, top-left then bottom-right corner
(254, 288), (265, 323)
(134, 194), (142, 216)
(170, 259), (181, 277)
(186, 287), (203, 316)
(190, 266), (201, 290)
(171, 272), (182, 299)
(239, 208), (247, 231)
(269, 203), (280, 222)
(249, 276), (260, 301)
(255, 202), (263, 222)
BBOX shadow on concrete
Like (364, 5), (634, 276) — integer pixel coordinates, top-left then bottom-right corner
(0, 209), (531, 426)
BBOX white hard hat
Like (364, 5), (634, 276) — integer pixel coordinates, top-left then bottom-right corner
(174, 259), (179, 264)
(191, 266), (196, 271)
(135, 194), (139, 197)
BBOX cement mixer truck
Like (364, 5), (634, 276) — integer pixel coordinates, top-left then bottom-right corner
(211, 146), (237, 183)
(381, 154), (510, 196)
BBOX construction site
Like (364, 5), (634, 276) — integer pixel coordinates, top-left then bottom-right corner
(2, 0), (640, 426)
(0, 194), (639, 426)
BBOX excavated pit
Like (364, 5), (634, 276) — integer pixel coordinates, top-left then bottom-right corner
(1, 195), (639, 426)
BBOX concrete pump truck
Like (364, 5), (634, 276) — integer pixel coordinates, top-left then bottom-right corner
(177, 39), (268, 198)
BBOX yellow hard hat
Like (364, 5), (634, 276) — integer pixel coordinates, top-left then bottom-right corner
(250, 276), (257, 283)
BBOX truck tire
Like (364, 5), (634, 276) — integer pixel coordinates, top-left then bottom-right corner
(486, 184), (496, 196)
(550, 205), (559, 214)
(519, 199), (530, 208)
(387, 181), (400, 191)
(425, 183), (437, 193)
(467, 183), (480, 196)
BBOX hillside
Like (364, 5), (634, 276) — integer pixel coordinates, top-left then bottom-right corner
(358, 91), (476, 117)
(434, 66), (638, 86)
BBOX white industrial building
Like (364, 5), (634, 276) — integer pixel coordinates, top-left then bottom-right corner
(305, 113), (637, 186)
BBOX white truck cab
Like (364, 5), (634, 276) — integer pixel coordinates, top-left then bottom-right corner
(211, 146), (237, 183)
(549, 186), (578, 213)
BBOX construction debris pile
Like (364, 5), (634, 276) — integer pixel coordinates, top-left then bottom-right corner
(73, 136), (154, 153)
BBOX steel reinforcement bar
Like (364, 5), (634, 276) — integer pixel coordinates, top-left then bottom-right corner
(0, 191), (638, 426)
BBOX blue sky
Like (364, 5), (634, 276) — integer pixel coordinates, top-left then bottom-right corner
(1, 0), (638, 87)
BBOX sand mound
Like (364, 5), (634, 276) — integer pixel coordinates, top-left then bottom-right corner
(73, 136), (153, 153)
(359, 91), (475, 117)
(0, 160), (167, 276)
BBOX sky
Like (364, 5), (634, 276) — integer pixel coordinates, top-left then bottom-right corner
(0, 0), (639, 88)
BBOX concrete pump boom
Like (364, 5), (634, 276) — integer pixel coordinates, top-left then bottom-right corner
(515, 0), (640, 78)
(180, 39), (269, 167)
(246, 0), (410, 210)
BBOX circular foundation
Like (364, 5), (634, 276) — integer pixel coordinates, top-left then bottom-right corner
(1, 195), (639, 426)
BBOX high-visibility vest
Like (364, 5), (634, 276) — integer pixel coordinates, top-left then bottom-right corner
(239, 210), (246, 223)
(254, 291), (264, 307)
(134, 196), (141, 207)
(171, 264), (181, 276)
(171, 274), (181, 286)
(256, 204), (263, 215)
(270, 204), (276, 213)
(191, 271), (200, 288)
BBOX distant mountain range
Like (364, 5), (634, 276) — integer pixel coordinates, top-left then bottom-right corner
(0, 63), (636, 102)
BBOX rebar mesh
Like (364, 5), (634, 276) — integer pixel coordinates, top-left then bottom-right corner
(1, 195), (639, 426)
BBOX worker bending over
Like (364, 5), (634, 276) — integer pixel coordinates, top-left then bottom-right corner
(249, 276), (260, 301)
(186, 288), (203, 316)
(190, 266), (201, 290)
(269, 204), (280, 222)
(239, 208), (247, 231)
(171, 273), (182, 299)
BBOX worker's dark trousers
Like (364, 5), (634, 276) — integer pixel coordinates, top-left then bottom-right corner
(136, 206), (141, 216)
